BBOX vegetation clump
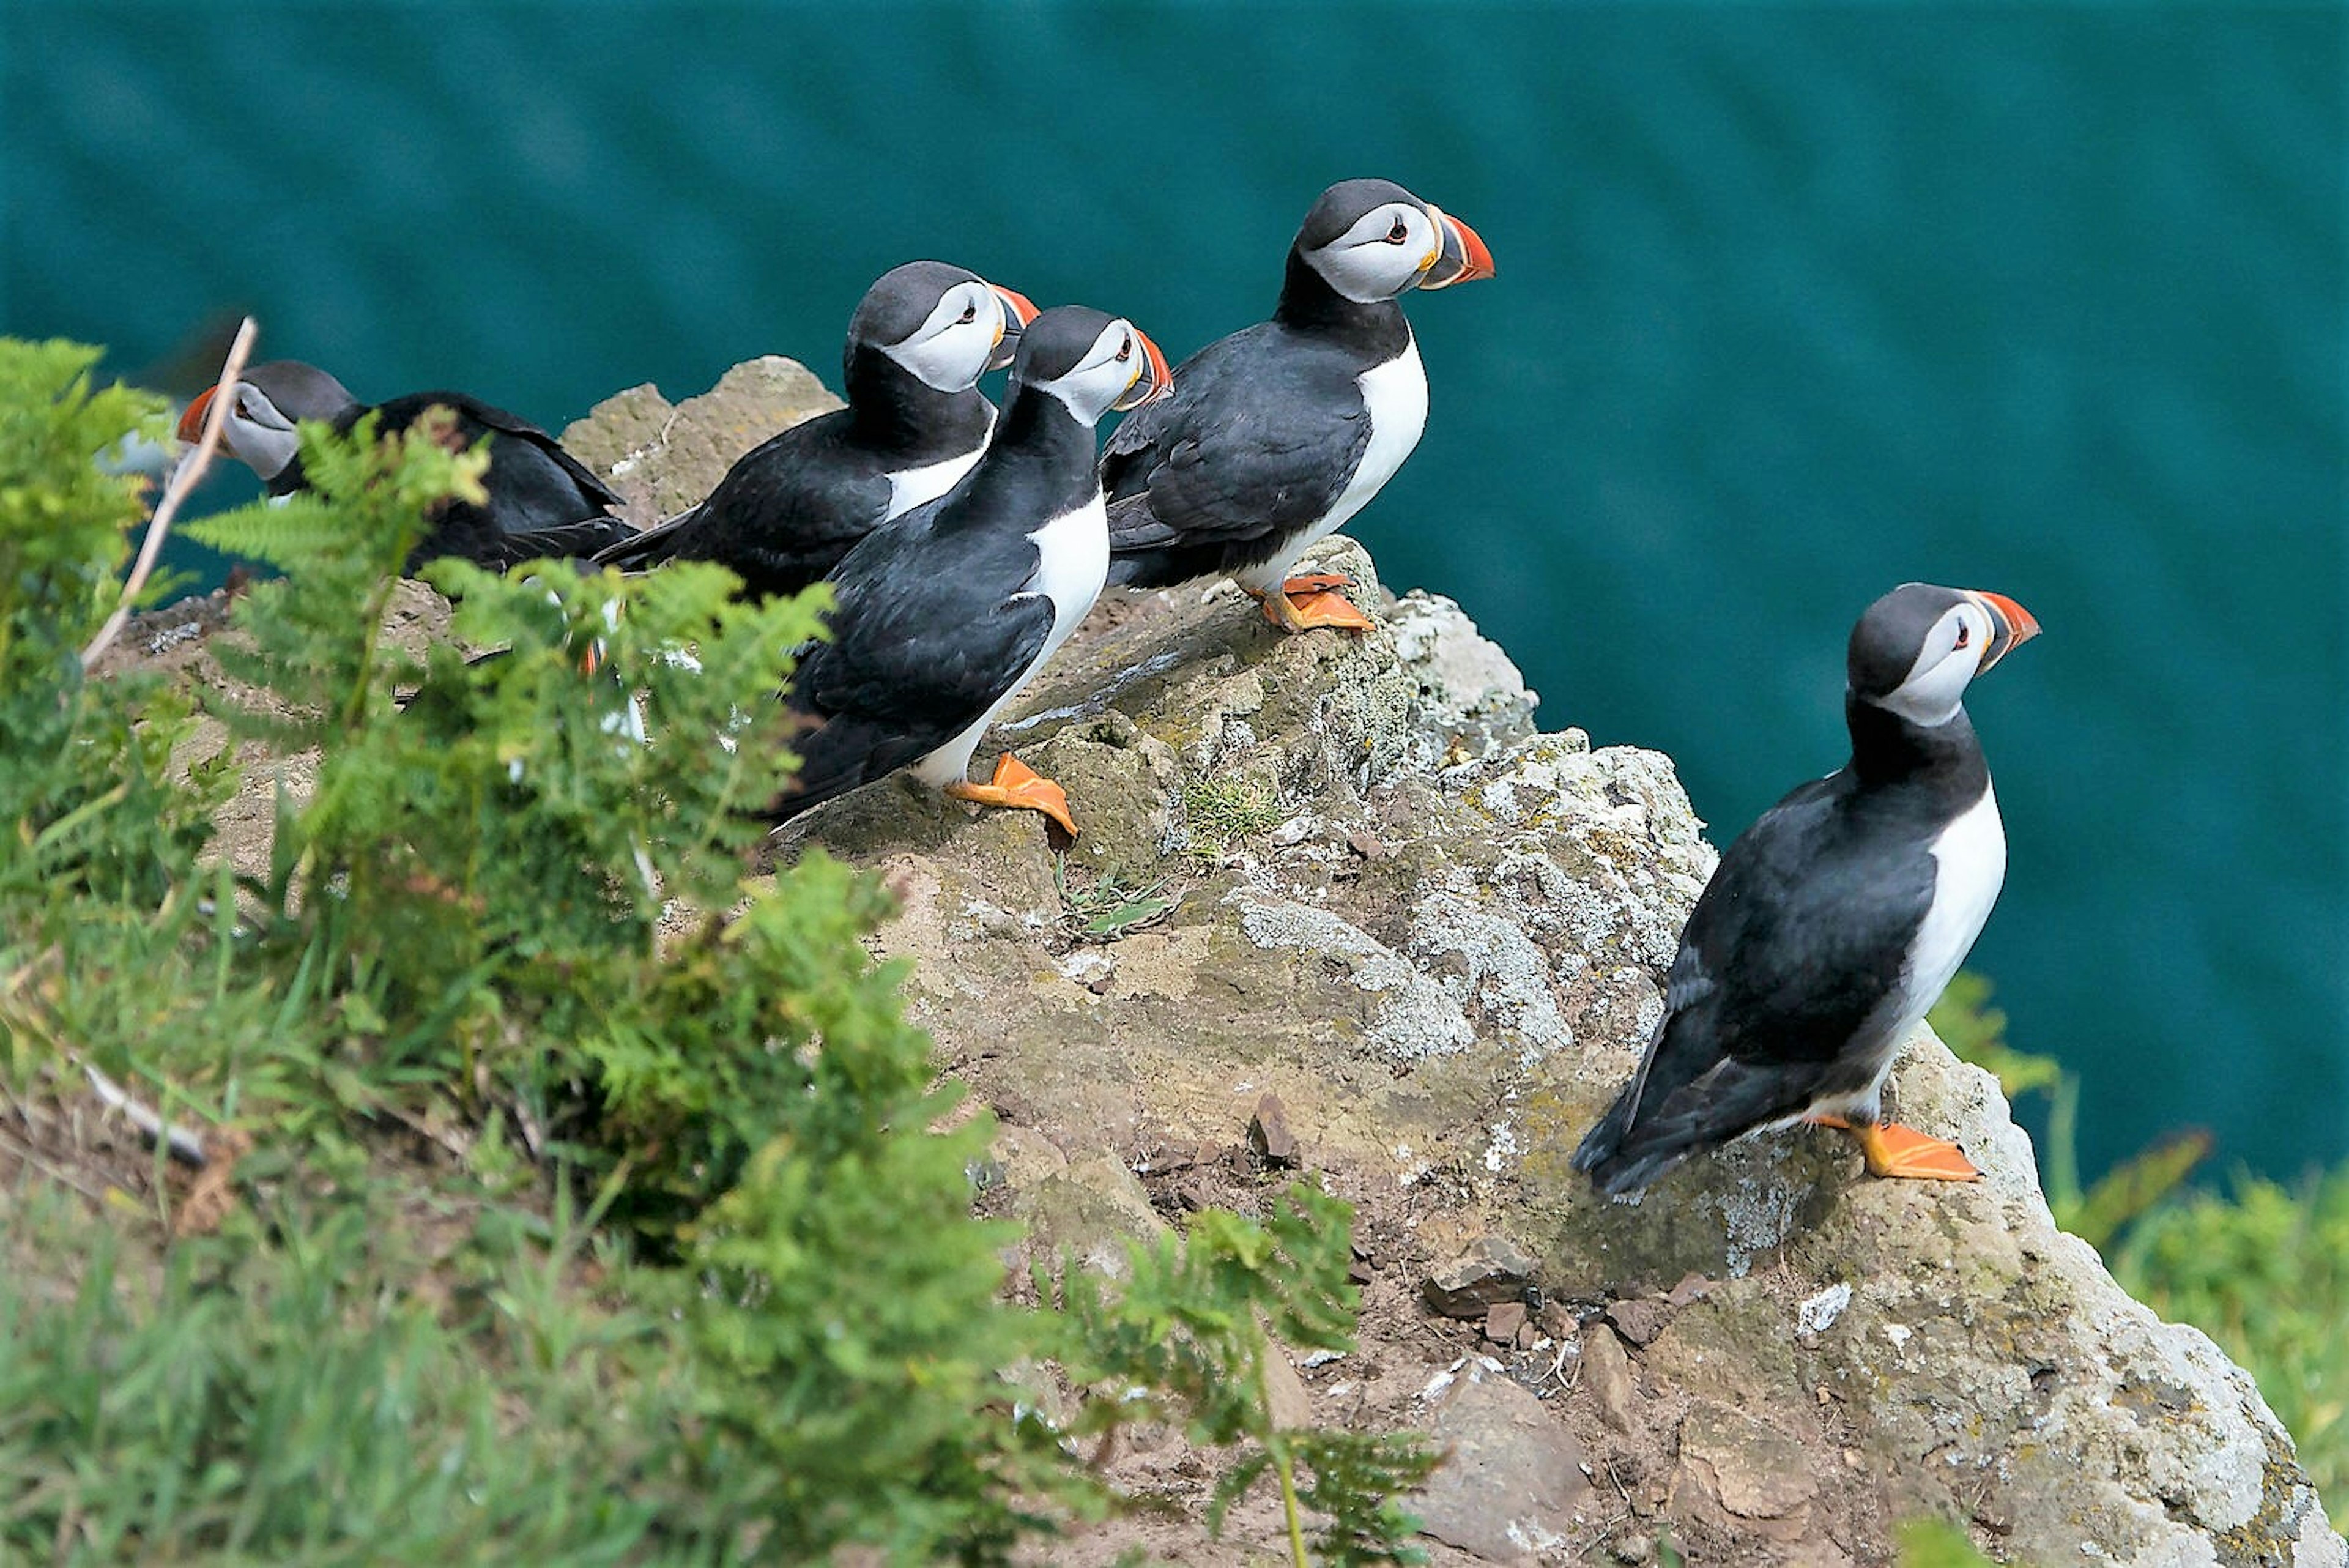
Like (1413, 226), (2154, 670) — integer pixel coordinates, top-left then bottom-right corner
(0, 340), (1431, 1565)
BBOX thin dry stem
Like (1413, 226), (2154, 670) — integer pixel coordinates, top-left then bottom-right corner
(81, 1062), (207, 1167)
(79, 314), (259, 667)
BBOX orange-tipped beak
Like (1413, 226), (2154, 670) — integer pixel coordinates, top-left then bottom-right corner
(986, 284), (1041, 371)
(1112, 327), (1174, 411)
(992, 284), (1039, 330)
(1969, 590), (2041, 673)
(1420, 212), (1495, 290)
(177, 385), (219, 445)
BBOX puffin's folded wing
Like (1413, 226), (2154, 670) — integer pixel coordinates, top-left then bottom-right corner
(773, 589), (1054, 820)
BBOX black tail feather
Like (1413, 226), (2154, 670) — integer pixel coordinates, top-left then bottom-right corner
(592, 504), (702, 572)
(469, 513), (640, 571)
(762, 711), (932, 823)
(1572, 1055), (1829, 1197)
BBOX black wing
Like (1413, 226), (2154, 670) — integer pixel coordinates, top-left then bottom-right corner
(771, 503), (1052, 819)
(375, 390), (625, 516)
(1573, 774), (1936, 1194)
(467, 514), (640, 570)
(1100, 325), (1367, 563)
(597, 411), (891, 600)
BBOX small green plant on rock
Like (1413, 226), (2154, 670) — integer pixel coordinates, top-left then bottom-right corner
(1055, 856), (1178, 942)
(1052, 1184), (1440, 1567)
(1893, 1518), (2000, 1566)
(1182, 770), (1283, 858)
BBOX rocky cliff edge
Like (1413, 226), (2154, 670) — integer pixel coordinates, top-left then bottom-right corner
(144, 360), (2347, 1567)
(629, 362), (2338, 1568)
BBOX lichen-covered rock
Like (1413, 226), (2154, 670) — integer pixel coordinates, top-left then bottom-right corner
(753, 498), (2341, 1562)
(155, 361), (2321, 1566)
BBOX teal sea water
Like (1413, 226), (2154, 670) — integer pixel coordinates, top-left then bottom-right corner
(6, 5), (2343, 1182)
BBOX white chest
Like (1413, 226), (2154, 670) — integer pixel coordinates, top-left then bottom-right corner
(1322, 333), (1428, 534)
(885, 428), (990, 519)
(1905, 783), (2008, 1008)
(1022, 492), (1110, 655)
(910, 494), (1107, 787)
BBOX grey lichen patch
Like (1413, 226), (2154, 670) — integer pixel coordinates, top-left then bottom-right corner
(2214, 1431), (2345, 1567)
(1386, 589), (1540, 749)
(1230, 890), (1474, 1064)
(1706, 1141), (1813, 1279)
(1406, 882), (1573, 1066)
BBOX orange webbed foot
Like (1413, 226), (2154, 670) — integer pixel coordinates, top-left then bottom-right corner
(1806, 1115), (1981, 1183)
(944, 754), (1079, 837)
(1249, 574), (1375, 633)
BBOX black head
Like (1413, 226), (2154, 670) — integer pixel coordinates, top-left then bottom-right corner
(845, 260), (1036, 392)
(240, 359), (361, 421)
(1006, 306), (1172, 426)
(1297, 179), (1424, 251)
(174, 359), (360, 482)
(1290, 178), (1496, 304)
(1848, 582), (2041, 726)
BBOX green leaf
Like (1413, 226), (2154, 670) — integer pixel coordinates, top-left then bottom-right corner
(2061, 1129), (2211, 1250)
(1894, 1517), (2000, 1567)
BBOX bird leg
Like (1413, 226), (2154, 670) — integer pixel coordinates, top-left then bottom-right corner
(1247, 574), (1374, 633)
(944, 754), (1079, 837)
(1805, 1114), (1981, 1183)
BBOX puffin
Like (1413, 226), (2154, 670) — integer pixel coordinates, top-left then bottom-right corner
(1100, 177), (1494, 633)
(768, 305), (1171, 836)
(177, 360), (635, 573)
(1572, 583), (2041, 1197)
(593, 261), (1041, 598)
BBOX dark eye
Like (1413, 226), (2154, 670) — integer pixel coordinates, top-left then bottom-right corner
(959, 302), (978, 324)
(1386, 217), (1411, 243)
(1954, 623), (1971, 650)
(1115, 336), (1132, 362)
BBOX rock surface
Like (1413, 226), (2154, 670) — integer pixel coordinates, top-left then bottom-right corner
(642, 364), (2343, 1566)
(149, 361), (2343, 1566)
(1413, 1359), (1593, 1561)
(560, 354), (841, 525)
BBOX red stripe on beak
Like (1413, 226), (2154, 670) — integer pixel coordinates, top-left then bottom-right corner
(1111, 327), (1175, 412)
(1141, 329), (1171, 398)
(1976, 590), (2040, 645)
(992, 284), (1039, 328)
(1445, 214), (1495, 283)
(177, 385), (218, 445)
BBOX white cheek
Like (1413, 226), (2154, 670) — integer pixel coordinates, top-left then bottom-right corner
(1877, 649), (1976, 727)
(881, 322), (990, 393)
(1036, 371), (1102, 425)
(1308, 242), (1418, 305)
(232, 420), (300, 481)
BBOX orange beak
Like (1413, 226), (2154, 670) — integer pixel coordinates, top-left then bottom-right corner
(1420, 212), (1495, 289)
(1111, 327), (1174, 411)
(987, 284), (1040, 371)
(992, 284), (1039, 330)
(1969, 590), (2041, 673)
(177, 385), (219, 445)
